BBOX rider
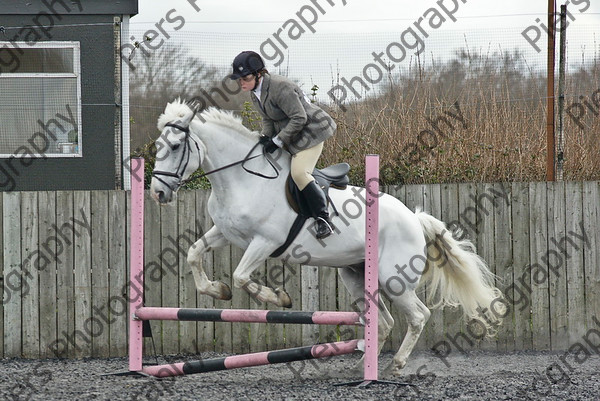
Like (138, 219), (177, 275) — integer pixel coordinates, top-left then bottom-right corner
(230, 50), (336, 239)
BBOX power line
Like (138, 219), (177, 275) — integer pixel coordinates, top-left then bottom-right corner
(129, 13), (600, 25)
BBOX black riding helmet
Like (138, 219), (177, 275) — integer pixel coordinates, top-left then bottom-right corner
(229, 51), (265, 80)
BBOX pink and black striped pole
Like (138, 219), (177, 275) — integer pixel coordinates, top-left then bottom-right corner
(142, 340), (360, 378)
(135, 307), (360, 325)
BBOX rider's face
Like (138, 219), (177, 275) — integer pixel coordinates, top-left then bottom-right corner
(239, 74), (256, 92)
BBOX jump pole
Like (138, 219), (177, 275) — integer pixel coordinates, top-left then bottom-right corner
(126, 156), (387, 383)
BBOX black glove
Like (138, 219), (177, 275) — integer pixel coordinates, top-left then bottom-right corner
(259, 136), (279, 153)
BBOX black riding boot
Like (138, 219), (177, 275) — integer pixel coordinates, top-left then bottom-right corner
(301, 180), (334, 239)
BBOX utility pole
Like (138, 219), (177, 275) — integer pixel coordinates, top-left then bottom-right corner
(546, 0), (556, 181)
(556, 4), (567, 181)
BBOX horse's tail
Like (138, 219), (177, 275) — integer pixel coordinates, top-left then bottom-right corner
(415, 209), (505, 336)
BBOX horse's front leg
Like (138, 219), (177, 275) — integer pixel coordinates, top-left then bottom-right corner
(232, 237), (292, 308)
(187, 225), (232, 300)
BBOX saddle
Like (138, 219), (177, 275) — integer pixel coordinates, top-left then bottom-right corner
(286, 163), (350, 216)
(270, 163), (350, 258)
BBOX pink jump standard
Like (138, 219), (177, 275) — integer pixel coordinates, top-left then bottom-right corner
(126, 156), (392, 385)
(363, 154), (380, 384)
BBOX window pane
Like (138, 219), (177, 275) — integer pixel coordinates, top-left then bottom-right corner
(0, 77), (78, 155)
(0, 47), (74, 73)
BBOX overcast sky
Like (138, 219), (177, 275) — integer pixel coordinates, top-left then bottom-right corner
(132, 0), (600, 32)
(129, 1), (600, 102)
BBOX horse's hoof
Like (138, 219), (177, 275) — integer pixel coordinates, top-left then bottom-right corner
(390, 362), (405, 377)
(382, 361), (395, 375)
(275, 288), (292, 308)
(217, 282), (232, 300)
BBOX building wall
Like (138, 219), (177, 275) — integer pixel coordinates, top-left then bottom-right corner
(0, 8), (134, 191)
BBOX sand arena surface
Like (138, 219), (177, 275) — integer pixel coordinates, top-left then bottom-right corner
(2, 350), (599, 400)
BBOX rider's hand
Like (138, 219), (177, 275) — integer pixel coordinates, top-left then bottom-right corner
(259, 136), (279, 153)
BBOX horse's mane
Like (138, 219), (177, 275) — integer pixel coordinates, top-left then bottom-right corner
(157, 98), (258, 139)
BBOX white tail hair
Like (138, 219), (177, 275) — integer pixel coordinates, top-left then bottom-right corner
(415, 209), (505, 336)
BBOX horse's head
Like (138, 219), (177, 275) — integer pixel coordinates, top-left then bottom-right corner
(150, 100), (203, 204)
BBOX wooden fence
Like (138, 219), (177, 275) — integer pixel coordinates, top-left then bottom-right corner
(1, 181), (599, 359)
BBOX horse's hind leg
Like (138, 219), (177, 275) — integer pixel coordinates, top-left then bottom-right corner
(387, 290), (430, 375)
(187, 225), (232, 300)
(338, 265), (394, 366)
(379, 241), (431, 376)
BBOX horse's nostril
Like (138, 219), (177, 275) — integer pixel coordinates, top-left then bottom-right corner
(157, 190), (166, 203)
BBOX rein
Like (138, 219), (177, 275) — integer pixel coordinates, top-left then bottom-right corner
(151, 120), (280, 191)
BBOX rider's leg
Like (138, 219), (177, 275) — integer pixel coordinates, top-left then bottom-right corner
(291, 142), (333, 239)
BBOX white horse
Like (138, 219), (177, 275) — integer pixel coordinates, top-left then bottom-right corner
(149, 99), (504, 375)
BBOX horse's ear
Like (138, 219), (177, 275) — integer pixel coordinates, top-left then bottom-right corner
(190, 100), (200, 112)
(178, 106), (198, 126)
(185, 102), (200, 124)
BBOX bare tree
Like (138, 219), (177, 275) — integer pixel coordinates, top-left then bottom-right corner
(129, 43), (250, 150)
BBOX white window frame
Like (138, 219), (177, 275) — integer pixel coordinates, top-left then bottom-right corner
(0, 41), (82, 158)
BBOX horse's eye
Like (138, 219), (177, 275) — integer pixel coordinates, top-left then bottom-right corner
(172, 144), (180, 151)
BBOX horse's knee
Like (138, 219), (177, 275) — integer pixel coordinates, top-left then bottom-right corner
(232, 272), (250, 289)
(186, 247), (202, 265)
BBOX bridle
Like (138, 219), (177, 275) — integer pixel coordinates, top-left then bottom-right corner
(151, 119), (280, 192)
(151, 122), (202, 191)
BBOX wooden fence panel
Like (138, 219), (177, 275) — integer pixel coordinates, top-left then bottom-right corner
(91, 191), (110, 358)
(474, 183), (496, 351)
(583, 182), (600, 333)
(2, 182), (600, 358)
(529, 182), (550, 350)
(21, 192), (39, 358)
(108, 190), (127, 357)
(55, 191), (75, 358)
(547, 182), (569, 350)
(494, 183), (513, 351)
(39, 191), (58, 358)
(3, 193), (21, 358)
(73, 191), (92, 358)
(511, 182), (533, 350)
(566, 182), (586, 344)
